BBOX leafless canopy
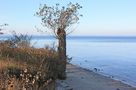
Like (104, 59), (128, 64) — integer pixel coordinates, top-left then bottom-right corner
(36, 2), (82, 37)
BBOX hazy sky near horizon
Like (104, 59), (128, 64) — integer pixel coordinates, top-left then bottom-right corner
(0, 0), (136, 36)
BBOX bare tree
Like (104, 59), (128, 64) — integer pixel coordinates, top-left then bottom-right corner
(36, 2), (82, 79)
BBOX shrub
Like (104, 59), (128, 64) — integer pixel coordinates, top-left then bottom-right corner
(0, 34), (59, 90)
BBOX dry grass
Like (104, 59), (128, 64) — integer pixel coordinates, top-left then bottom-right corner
(0, 41), (59, 90)
(0, 59), (25, 71)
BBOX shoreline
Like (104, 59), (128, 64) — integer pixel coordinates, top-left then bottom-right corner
(83, 66), (136, 88)
(76, 64), (136, 88)
(98, 71), (136, 88)
(56, 64), (136, 90)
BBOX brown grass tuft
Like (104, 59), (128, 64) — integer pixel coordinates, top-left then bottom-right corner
(0, 41), (59, 90)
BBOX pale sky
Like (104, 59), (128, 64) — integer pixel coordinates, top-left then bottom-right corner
(0, 0), (136, 36)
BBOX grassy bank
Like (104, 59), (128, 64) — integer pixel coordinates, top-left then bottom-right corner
(0, 37), (59, 90)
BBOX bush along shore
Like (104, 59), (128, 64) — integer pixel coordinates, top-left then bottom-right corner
(0, 34), (60, 90)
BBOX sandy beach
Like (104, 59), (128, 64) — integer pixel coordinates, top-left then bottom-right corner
(56, 64), (136, 90)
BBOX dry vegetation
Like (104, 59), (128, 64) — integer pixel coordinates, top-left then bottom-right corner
(0, 35), (59, 90)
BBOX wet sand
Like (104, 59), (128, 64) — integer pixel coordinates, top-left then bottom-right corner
(56, 64), (136, 90)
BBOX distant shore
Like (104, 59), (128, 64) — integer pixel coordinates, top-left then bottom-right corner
(56, 64), (136, 90)
(1, 35), (136, 43)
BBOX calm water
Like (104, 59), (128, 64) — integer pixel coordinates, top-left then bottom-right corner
(67, 39), (136, 87)
(1, 36), (136, 87)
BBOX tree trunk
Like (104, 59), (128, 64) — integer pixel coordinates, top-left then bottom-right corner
(57, 28), (66, 80)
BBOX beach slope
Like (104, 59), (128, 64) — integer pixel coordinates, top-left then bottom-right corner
(56, 64), (136, 90)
